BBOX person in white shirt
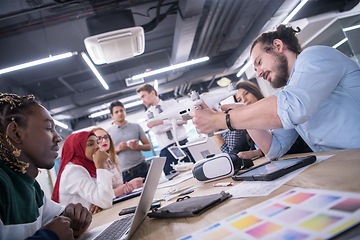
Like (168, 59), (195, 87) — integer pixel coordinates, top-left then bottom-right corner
(52, 131), (114, 212)
(136, 84), (194, 175)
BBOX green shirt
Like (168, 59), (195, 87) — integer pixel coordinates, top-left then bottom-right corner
(0, 160), (64, 239)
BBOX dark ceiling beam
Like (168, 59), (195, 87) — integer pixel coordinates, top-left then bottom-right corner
(197, 0), (223, 57)
(170, 0), (205, 64)
(203, 0), (233, 56)
(225, 0), (286, 68)
(192, 0), (218, 58)
(210, 0), (246, 56)
(58, 77), (78, 94)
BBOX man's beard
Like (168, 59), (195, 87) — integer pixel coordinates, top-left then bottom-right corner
(270, 51), (289, 88)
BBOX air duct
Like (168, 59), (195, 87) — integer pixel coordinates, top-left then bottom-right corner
(84, 9), (145, 65)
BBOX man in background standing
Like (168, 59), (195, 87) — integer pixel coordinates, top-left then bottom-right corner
(107, 100), (151, 182)
(136, 84), (194, 175)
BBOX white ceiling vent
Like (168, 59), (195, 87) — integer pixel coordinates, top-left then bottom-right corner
(84, 26), (145, 65)
(125, 77), (144, 87)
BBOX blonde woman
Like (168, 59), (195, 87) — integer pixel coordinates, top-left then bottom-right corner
(92, 127), (143, 197)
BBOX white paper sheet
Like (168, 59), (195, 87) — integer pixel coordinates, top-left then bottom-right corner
(157, 171), (193, 189)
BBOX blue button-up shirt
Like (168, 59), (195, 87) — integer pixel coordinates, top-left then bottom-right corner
(266, 46), (360, 159)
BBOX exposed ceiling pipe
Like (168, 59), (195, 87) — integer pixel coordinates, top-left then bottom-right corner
(58, 77), (78, 94)
(207, 75), (216, 89)
(178, 84), (185, 96)
(192, 0), (218, 58)
(168, 0), (205, 85)
(202, 0), (233, 56)
(210, 0), (245, 56)
(185, 82), (192, 94)
(174, 85), (179, 97)
(197, 0), (223, 57)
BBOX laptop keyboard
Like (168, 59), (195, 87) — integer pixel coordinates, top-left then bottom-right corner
(94, 214), (134, 240)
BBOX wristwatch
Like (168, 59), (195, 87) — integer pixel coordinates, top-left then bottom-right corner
(224, 108), (235, 131)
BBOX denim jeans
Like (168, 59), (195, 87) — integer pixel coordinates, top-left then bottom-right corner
(160, 139), (195, 175)
(122, 161), (149, 183)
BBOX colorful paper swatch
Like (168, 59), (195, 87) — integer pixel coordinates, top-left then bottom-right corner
(246, 222), (282, 238)
(259, 203), (289, 217)
(284, 192), (315, 204)
(231, 215), (262, 230)
(330, 198), (360, 213)
(329, 218), (359, 235)
(267, 229), (308, 240)
(299, 213), (342, 231)
(202, 227), (233, 240)
(304, 194), (341, 209)
(275, 208), (313, 224)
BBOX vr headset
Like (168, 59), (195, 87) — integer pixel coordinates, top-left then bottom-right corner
(192, 153), (254, 182)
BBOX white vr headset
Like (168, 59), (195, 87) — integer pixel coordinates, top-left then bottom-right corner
(192, 153), (254, 182)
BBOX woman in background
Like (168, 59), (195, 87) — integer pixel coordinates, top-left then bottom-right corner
(92, 127), (143, 197)
(234, 80), (312, 159)
(51, 131), (114, 212)
(233, 81), (266, 159)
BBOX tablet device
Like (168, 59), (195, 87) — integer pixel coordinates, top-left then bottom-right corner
(232, 155), (316, 181)
(168, 145), (186, 160)
(112, 189), (142, 204)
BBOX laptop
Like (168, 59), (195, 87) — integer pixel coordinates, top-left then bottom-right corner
(79, 157), (166, 240)
(187, 136), (222, 162)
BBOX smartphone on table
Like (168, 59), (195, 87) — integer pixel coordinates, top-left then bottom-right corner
(118, 201), (161, 216)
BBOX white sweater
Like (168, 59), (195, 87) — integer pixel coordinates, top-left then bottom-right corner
(58, 163), (114, 210)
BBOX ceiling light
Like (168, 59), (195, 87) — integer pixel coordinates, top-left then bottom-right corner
(89, 109), (110, 118)
(343, 24), (360, 32)
(81, 52), (109, 90)
(54, 119), (69, 129)
(236, 61), (252, 77)
(119, 94), (140, 103)
(124, 100), (143, 108)
(0, 52), (77, 75)
(154, 79), (158, 91)
(217, 77), (231, 87)
(132, 56), (209, 80)
(282, 0), (309, 24)
(332, 38), (348, 49)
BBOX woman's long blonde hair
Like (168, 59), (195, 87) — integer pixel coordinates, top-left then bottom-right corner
(92, 127), (117, 164)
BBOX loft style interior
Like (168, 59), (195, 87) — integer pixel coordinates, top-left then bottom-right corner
(1, 0), (360, 140)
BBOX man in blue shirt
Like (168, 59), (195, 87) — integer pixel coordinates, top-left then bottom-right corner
(192, 25), (360, 159)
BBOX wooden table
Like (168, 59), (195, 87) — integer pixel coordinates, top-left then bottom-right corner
(87, 148), (360, 239)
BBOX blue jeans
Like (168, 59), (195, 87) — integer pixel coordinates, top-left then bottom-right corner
(160, 139), (195, 175)
(122, 161), (149, 183)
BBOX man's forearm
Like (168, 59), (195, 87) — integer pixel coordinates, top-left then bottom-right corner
(247, 129), (273, 155)
(137, 144), (151, 151)
(224, 96), (282, 131)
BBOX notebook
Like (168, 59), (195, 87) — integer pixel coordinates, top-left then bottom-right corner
(79, 156), (166, 240)
(112, 189), (142, 204)
(187, 136), (222, 162)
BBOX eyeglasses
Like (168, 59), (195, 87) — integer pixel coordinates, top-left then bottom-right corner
(97, 135), (109, 143)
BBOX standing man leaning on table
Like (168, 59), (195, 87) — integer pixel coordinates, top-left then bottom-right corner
(193, 24), (360, 160)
